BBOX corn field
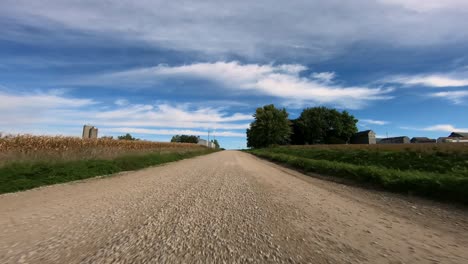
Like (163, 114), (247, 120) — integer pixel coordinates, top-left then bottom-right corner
(0, 135), (205, 166)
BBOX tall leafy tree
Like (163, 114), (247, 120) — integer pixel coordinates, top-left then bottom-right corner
(296, 107), (358, 144)
(246, 104), (292, 148)
(290, 119), (305, 145)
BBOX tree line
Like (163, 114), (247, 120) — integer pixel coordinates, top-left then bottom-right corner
(246, 104), (358, 148)
(102, 133), (220, 149)
(171, 135), (220, 149)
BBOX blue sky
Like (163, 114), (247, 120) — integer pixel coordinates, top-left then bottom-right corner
(1, 0), (468, 149)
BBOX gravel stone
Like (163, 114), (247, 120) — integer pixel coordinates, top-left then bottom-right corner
(0, 151), (467, 263)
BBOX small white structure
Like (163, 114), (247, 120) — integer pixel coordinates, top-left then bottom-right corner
(197, 137), (215, 148)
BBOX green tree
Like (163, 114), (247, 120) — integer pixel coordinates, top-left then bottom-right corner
(296, 107), (357, 144)
(170, 135), (181, 143)
(290, 119), (305, 145)
(171, 135), (199, 143)
(117, 133), (138, 140)
(246, 104), (292, 148)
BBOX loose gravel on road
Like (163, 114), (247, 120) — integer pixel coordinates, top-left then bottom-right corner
(1, 150), (467, 263)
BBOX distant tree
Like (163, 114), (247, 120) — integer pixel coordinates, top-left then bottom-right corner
(101, 136), (114, 140)
(212, 139), (220, 149)
(171, 135), (199, 143)
(246, 104), (292, 148)
(290, 119), (305, 145)
(117, 133), (138, 141)
(170, 135), (181, 143)
(296, 107), (358, 144)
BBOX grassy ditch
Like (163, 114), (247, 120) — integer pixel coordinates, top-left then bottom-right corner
(248, 148), (468, 204)
(0, 149), (217, 194)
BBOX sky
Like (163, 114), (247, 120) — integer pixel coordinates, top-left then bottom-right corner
(1, 0), (468, 149)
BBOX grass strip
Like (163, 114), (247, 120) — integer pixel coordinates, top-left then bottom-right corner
(264, 146), (468, 176)
(248, 149), (468, 204)
(0, 149), (217, 194)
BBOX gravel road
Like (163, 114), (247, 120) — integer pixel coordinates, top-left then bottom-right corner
(1, 151), (467, 263)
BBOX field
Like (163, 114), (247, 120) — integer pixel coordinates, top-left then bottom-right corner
(247, 144), (468, 204)
(0, 135), (216, 194)
(0, 135), (205, 166)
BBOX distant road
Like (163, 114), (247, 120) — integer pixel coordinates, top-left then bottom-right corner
(1, 151), (467, 263)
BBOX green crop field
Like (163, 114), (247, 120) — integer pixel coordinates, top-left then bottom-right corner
(247, 144), (468, 204)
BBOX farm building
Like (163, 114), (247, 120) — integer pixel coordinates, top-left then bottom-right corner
(197, 138), (215, 148)
(437, 132), (468, 143)
(378, 136), (410, 144)
(437, 137), (468, 143)
(82, 125), (98, 139)
(410, 137), (436, 144)
(351, 130), (376, 144)
(449, 132), (468, 138)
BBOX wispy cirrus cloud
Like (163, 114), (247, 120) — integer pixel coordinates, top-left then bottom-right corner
(383, 72), (468, 88)
(0, 90), (250, 137)
(401, 124), (468, 132)
(310, 72), (336, 84)
(90, 61), (393, 109)
(379, 0), (468, 11)
(0, 90), (96, 110)
(104, 128), (244, 137)
(381, 71), (468, 104)
(2, 0), (468, 60)
(114, 99), (129, 106)
(360, 119), (390, 125)
(429, 90), (468, 104)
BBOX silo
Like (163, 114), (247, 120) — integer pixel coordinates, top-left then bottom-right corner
(82, 125), (93, 139)
(90, 127), (98, 139)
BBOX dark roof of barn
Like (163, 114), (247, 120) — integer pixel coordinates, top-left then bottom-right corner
(450, 132), (468, 138)
(380, 136), (409, 141)
(411, 137), (435, 142)
(354, 130), (374, 136)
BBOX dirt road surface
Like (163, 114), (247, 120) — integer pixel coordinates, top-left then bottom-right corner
(1, 151), (467, 263)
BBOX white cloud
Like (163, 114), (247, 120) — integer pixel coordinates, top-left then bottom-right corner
(114, 99), (129, 106)
(0, 90), (97, 126)
(310, 72), (336, 84)
(1, 1), (468, 59)
(103, 128), (244, 137)
(429, 90), (468, 104)
(379, 0), (468, 12)
(95, 61), (392, 109)
(387, 74), (468, 87)
(401, 124), (468, 132)
(0, 90), (250, 137)
(360, 119), (389, 125)
(0, 91), (95, 110)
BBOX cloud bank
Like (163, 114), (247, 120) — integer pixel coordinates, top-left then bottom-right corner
(429, 91), (468, 104)
(386, 74), (468, 88)
(360, 119), (390, 126)
(96, 61), (393, 109)
(2, 0), (468, 59)
(402, 124), (468, 133)
(0, 90), (250, 137)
